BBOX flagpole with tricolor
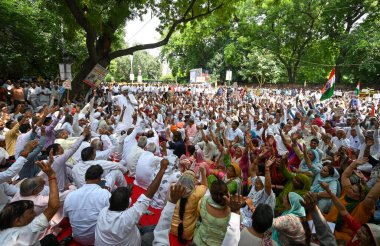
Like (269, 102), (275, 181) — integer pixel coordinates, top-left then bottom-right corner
(320, 68), (336, 101)
(355, 81), (360, 96)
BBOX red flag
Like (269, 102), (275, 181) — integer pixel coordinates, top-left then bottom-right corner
(371, 103), (375, 117)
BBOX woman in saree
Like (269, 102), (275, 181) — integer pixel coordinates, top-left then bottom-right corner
(297, 145), (321, 177)
(272, 192), (310, 246)
(325, 158), (380, 244)
(193, 180), (231, 246)
(275, 156), (311, 214)
(208, 162), (242, 195)
(241, 156), (276, 227)
(170, 170), (207, 243)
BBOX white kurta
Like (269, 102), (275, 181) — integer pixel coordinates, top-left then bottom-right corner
(112, 94), (138, 129)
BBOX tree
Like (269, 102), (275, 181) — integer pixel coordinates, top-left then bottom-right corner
(235, 0), (323, 83)
(107, 50), (162, 82)
(45, 0), (235, 94)
(321, 0), (379, 83)
(0, 0), (86, 79)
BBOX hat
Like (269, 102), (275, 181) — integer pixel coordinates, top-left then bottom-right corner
(78, 113), (86, 120)
(93, 112), (101, 119)
(121, 86), (128, 92)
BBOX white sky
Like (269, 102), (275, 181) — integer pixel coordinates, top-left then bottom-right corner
(124, 12), (162, 57)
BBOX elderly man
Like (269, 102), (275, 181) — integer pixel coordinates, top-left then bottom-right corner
(11, 175), (75, 230)
(134, 142), (163, 190)
(125, 136), (147, 177)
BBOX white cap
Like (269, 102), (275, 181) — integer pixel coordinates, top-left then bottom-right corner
(121, 86), (128, 92)
(93, 112), (101, 119)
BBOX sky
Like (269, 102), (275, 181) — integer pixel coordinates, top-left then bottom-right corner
(124, 12), (162, 57)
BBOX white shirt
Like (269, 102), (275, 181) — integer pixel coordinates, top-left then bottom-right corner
(72, 160), (127, 188)
(331, 137), (350, 150)
(134, 152), (162, 189)
(225, 127), (244, 143)
(121, 119), (143, 163)
(27, 87), (41, 100)
(151, 169), (181, 209)
(64, 184), (111, 245)
(39, 88), (51, 102)
(95, 194), (151, 246)
(125, 146), (145, 177)
(0, 213), (50, 246)
(14, 130), (33, 159)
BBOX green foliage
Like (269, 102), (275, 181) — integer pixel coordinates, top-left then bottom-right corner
(162, 0), (380, 84)
(0, 0), (87, 79)
(108, 50), (161, 82)
(160, 73), (175, 83)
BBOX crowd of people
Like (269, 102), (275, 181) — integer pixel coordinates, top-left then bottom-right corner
(0, 78), (380, 246)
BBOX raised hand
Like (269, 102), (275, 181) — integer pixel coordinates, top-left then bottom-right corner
(224, 194), (245, 213)
(168, 184), (186, 204)
(300, 191), (318, 211)
(353, 158), (369, 166)
(23, 140), (39, 153)
(82, 126), (91, 138)
(160, 159), (169, 171)
(319, 182), (330, 192)
(36, 149), (55, 177)
(265, 156), (276, 167)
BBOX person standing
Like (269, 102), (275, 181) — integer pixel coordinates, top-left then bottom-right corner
(39, 83), (51, 106)
(27, 82), (41, 110)
(10, 82), (25, 110)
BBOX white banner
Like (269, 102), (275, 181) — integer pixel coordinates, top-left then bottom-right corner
(130, 74), (135, 81)
(226, 70), (232, 81)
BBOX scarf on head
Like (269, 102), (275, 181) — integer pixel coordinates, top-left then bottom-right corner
(272, 192), (305, 245)
(299, 148), (321, 172)
(176, 170), (196, 198)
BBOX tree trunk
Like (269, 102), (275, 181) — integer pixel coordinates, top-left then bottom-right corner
(334, 47), (347, 84)
(71, 58), (96, 97)
(287, 67), (296, 83)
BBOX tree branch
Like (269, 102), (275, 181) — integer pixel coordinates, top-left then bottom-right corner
(108, 1), (223, 60)
(64, 0), (97, 60)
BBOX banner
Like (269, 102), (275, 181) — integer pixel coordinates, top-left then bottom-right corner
(226, 70), (232, 81)
(62, 80), (72, 90)
(83, 64), (108, 87)
(137, 75), (142, 83)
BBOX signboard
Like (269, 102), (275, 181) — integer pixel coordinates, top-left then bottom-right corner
(333, 107), (345, 116)
(190, 68), (202, 83)
(83, 64), (108, 87)
(59, 63), (72, 80)
(226, 70), (232, 81)
(137, 75), (142, 83)
(62, 80), (72, 90)
(335, 91), (343, 96)
(130, 74), (135, 81)
(196, 76), (206, 83)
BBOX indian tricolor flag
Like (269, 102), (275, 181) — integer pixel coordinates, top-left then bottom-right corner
(320, 68), (336, 101)
(355, 81), (360, 96)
